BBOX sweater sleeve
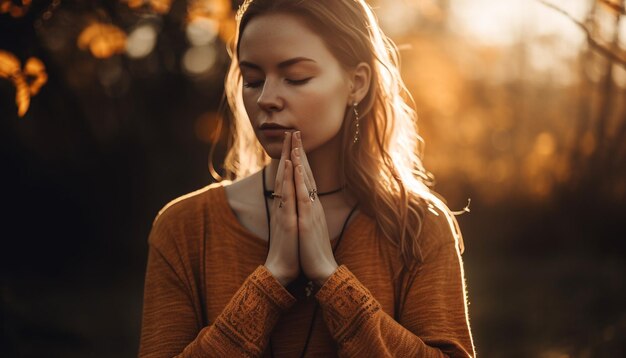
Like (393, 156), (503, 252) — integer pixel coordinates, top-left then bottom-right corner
(139, 211), (297, 357)
(315, 242), (476, 357)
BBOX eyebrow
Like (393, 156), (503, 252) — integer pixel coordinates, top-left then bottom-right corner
(239, 57), (317, 70)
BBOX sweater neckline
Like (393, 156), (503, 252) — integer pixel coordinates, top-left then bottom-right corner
(214, 183), (365, 248)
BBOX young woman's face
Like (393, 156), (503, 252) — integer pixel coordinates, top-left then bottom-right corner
(238, 12), (352, 158)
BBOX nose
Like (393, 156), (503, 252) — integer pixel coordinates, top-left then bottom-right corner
(256, 78), (283, 112)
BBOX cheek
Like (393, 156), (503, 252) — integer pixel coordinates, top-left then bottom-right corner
(295, 89), (348, 150)
(298, 80), (347, 123)
(241, 91), (257, 118)
(297, 73), (347, 114)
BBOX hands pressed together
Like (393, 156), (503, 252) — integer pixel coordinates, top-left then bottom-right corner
(263, 131), (339, 288)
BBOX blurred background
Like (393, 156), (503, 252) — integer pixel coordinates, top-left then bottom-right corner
(1, 0), (624, 356)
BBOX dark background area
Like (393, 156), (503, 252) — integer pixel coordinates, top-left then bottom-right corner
(2, 1), (625, 357)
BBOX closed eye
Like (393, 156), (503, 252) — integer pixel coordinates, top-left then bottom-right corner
(243, 78), (312, 88)
(286, 78), (312, 85)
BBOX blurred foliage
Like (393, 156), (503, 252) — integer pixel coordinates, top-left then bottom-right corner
(371, 0), (626, 207)
(1, 0), (32, 18)
(1, 0), (623, 205)
(77, 22), (128, 58)
(0, 50), (47, 116)
(1, 0), (625, 357)
(123, 0), (173, 15)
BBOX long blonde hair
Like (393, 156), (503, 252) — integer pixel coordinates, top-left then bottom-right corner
(209, 0), (463, 267)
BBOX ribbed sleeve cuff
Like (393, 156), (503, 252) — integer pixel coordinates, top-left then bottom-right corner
(252, 265), (297, 310)
(213, 266), (296, 355)
(315, 265), (381, 343)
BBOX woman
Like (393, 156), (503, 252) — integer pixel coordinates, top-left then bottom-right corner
(139, 0), (476, 357)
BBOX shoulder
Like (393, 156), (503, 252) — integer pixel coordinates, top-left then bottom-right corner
(418, 194), (465, 256)
(149, 182), (228, 249)
(153, 182), (225, 227)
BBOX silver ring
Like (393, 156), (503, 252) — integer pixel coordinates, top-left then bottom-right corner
(308, 188), (317, 202)
(271, 192), (282, 198)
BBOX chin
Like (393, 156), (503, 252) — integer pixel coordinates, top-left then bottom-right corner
(261, 142), (283, 160)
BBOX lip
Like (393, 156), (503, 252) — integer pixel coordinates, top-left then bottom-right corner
(259, 122), (293, 129)
(259, 122), (295, 136)
(260, 128), (294, 138)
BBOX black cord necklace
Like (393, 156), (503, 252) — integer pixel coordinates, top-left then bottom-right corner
(263, 183), (344, 198)
(262, 166), (358, 358)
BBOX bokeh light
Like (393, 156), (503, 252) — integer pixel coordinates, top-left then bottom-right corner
(186, 17), (219, 46)
(78, 23), (127, 59)
(126, 23), (158, 59)
(182, 44), (217, 76)
(2, 1), (625, 357)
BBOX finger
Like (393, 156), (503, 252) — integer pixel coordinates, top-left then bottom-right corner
(282, 159), (296, 214)
(291, 146), (313, 195)
(294, 131), (317, 190)
(274, 132), (292, 196)
(294, 164), (312, 216)
(290, 133), (313, 193)
(272, 159), (287, 207)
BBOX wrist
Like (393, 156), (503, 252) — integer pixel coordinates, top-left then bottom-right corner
(264, 264), (292, 287)
(313, 263), (339, 287)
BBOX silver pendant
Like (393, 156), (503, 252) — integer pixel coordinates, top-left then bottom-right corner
(305, 280), (314, 298)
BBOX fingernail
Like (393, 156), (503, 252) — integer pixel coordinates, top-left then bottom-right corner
(294, 147), (300, 157)
(297, 165), (303, 174)
(296, 131), (301, 140)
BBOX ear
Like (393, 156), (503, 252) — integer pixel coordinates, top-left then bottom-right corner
(348, 62), (371, 105)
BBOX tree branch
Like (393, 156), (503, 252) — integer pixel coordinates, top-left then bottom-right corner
(537, 0), (626, 68)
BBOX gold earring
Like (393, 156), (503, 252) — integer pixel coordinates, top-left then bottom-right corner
(352, 102), (360, 143)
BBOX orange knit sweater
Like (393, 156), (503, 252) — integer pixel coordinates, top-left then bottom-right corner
(139, 183), (476, 357)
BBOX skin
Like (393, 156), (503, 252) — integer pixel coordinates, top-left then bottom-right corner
(237, 12), (371, 287)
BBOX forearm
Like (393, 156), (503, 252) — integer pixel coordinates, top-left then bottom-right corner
(315, 265), (473, 358)
(140, 265), (296, 357)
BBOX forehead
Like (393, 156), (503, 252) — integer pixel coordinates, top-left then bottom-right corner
(238, 12), (336, 68)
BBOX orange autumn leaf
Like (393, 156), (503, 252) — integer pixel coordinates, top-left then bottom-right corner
(0, 50), (21, 77)
(146, 0), (172, 14)
(13, 73), (30, 117)
(0, 1), (11, 13)
(24, 57), (48, 95)
(78, 23), (127, 58)
(188, 0), (231, 20)
(0, 0), (32, 18)
(124, 0), (144, 8)
(122, 0), (173, 14)
(0, 50), (48, 117)
(187, 0), (236, 43)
